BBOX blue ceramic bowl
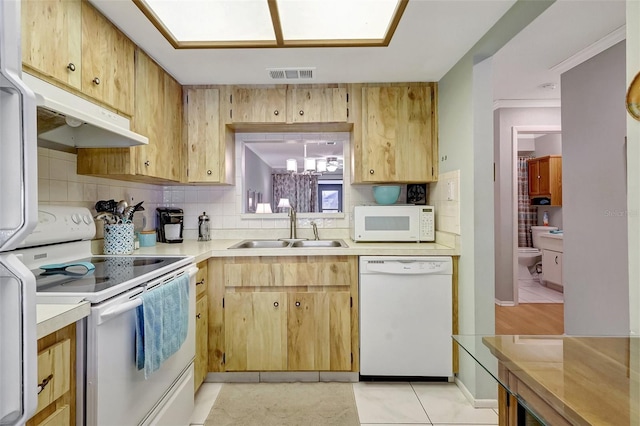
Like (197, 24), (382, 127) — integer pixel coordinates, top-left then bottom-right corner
(373, 185), (401, 205)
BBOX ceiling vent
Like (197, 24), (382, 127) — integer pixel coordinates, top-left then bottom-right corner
(267, 67), (315, 81)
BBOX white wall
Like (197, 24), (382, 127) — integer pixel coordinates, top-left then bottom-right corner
(438, 0), (554, 399)
(244, 147), (272, 206)
(534, 133), (562, 157)
(562, 41), (629, 334)
(627, 0), (640, 335)
(494, 108), (561, 302)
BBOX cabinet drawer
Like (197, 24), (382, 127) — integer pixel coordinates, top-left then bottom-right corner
(37, 405), (70, 426)
(196, 263), (208, 297)
(36, 339), (71, 415)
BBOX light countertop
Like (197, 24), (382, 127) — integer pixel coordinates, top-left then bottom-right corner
(133, 238), (459, 263)
(37, 302), (90, 339)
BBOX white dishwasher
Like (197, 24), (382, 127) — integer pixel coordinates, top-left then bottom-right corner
(359, 256), (453, 379)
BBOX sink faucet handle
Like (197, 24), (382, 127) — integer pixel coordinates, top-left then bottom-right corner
(311, 221), (319, 240)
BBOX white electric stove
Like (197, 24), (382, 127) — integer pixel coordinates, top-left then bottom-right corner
(11, 205), (196, 426)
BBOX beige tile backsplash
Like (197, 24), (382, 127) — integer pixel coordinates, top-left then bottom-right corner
(38, 138), (451, 241)
(428, 170), (461, 235)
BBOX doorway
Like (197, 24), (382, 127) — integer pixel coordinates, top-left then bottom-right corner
(510, 126), (562, 304)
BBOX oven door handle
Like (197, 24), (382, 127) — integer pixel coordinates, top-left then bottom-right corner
(98, 298), (142, 324)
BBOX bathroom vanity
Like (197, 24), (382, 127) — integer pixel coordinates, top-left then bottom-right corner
(538, 233), (563, 290)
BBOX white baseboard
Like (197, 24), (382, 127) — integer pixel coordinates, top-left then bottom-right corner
(495, 298), (516, 306)
(455, 377), (498, 409)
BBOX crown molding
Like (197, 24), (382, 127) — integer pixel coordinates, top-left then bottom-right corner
(550, 25), (626, 75)
(493, 99), (561, 110)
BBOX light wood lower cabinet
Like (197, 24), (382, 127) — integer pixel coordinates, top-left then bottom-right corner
(194, 261), (208, 392)
(27, 323), (76, 426)
(209, 256), (358, 373)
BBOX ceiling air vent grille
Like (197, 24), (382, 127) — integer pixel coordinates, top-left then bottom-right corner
(267, 67), (315, 81)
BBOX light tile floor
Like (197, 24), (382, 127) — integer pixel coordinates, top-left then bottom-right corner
(190, 382), (498, 426)
(518, 273), (563, 304)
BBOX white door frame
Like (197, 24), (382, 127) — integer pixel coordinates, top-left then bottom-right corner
(511, 125), (561, 304)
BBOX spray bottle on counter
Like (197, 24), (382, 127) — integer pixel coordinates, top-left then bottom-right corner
(543, 211), (549, 226)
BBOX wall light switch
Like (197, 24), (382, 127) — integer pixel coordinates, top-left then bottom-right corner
(447, 180), (455, 201)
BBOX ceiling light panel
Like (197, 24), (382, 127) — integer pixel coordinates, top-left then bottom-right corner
(276, 0), (400, 41)
(142, 0), (275, 42)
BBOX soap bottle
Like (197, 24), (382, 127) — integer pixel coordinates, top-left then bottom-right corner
(543, 211), (549, 226)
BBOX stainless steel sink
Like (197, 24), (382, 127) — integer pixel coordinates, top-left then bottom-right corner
(227, 240), (290, 249)
(227, 239), (347, 249)
(291, 239), (347, 248)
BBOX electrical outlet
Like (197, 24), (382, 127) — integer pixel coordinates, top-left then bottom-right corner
(447, 180), (455, 201)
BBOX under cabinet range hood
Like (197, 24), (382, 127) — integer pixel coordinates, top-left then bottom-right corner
(23, 73), (148, 150)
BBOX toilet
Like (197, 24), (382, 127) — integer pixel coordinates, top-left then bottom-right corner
(518, 226), (558, 279)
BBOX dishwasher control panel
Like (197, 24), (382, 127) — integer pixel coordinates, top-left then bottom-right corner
(360, 256), (452, 275)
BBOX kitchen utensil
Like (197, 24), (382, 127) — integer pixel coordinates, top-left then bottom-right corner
(95, 199), (117, 214)
(116, 200), (128, 216)
(39, 261), (96, 274)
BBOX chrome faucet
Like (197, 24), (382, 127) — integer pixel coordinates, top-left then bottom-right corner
(288, 207), (297, 239)
(311, 221), (319, 240)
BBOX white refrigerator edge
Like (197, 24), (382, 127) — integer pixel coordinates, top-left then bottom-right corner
(0, 0), (39, 424)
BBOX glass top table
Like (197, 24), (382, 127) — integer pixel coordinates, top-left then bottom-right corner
(453, 335), (640, 425)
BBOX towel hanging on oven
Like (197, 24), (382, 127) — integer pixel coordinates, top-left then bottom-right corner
(135, 273), (189, 378)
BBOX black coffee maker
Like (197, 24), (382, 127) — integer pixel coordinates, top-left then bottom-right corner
(156, 208), (184, 243)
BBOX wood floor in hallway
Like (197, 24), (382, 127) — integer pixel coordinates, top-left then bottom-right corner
(495, 303), (564, 335)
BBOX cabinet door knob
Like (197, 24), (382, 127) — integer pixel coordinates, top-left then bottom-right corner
(92, 77), (101, 85)
(144, 160), (150, 167)
(273, 110), (279, 116)
(369, 169), (375, 175)
(273, 301), (279, 308)
(299, 110), (304, 116)
(196, 313), (201, 319)
(295, 301), (301, 307)
(67, 63), (76, 72)
(207, 170), (212, 175)
(555, 256), (559, 264)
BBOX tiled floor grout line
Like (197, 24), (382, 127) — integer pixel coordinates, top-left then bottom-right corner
(409, 382), (434, 425)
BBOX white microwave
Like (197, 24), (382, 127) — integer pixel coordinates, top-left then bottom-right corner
(351, 205), (435, 242)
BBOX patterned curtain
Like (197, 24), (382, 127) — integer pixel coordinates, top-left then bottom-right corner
(272, 173), (319, 213)
(518, 157), (537, 247)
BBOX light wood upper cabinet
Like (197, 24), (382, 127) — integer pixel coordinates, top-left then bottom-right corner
(231, 87), (287, 123)
(528, 155), (562, 205)
(77, 49), (182, 183)
(288, 88), (348, 123)
(22, 0), (134, 116)
(80, 1), (134, 116)
(22, 0), (82, 90)
(132, 49), (166, 178)
(230, 86), (348, 125)
(351, 83), (438, 183)
(184, 87), (235, 184)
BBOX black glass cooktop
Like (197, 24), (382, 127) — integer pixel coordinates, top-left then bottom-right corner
(34, 256), (185, 295)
